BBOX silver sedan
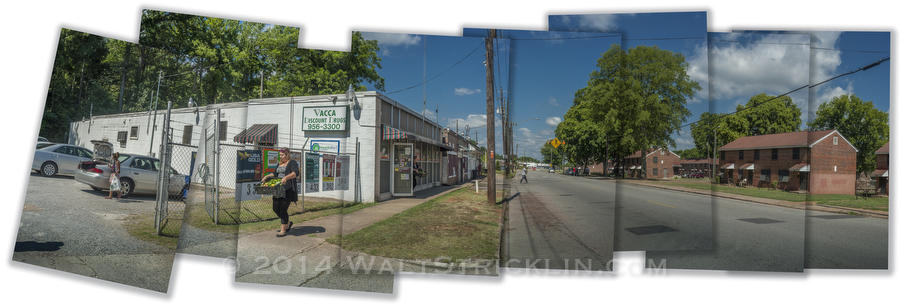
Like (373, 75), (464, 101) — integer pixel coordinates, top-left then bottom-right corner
(75, 154), (188, 197)
(32, 143), (93, 177)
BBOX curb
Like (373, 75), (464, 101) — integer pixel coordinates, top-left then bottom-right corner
(621, 180), (889, 219)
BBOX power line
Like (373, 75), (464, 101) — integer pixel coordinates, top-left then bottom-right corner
(385, 42), (484, 95)
(679, 56), (890, 130)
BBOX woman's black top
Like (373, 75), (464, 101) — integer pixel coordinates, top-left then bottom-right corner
(275, 159), (300, 201)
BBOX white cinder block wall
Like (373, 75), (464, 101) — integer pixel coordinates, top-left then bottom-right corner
(69, 92), (386, 203)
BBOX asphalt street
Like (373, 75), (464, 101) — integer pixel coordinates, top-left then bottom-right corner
(13, 174), (175, 292)
(505, 170), (616, 270)
(640, 184), (888, 271)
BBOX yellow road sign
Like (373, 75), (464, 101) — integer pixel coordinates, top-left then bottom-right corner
(550, 138), (562, 148)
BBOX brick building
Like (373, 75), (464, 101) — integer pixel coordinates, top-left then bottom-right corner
(718, 130), (858, 194)
(624, 148), (681, 179)
(871, 141), (888, 194)
(679, 158), (716, 177)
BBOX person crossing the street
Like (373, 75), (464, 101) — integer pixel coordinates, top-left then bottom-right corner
(519, 167), (528, 184)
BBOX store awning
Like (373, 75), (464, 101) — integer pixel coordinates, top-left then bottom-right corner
(234, 124), (277, 144)
(789, 163), (810, 172)
(381, 124), (409, 141)
(721, 163), (735, 170)
(871, 169), (888, 177)
(739, 163), (755, 170)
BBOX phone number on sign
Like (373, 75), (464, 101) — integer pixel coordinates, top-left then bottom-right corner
(305, 123), (343, 130)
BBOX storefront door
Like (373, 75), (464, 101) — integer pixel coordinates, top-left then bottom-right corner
(392, 143), (414, 196)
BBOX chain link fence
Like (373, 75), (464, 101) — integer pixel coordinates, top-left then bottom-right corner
(154, 103), (188, 236)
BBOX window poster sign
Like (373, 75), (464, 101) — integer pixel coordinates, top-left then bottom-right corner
(302, 106), (349, 131)
(235, 149), (263, 202)
(236, 149), (263, 183)
(336, 155), (350, 190)
(305, 153), (320, 193)
(322, 154), (336, 191)
(263, 148), (279, 176)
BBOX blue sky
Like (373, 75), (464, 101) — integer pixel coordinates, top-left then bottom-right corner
(358, 32), (508, 147)
(808, 31), (890, 116)
(462, 28), (621, 159)
(549, 12), (710, 152)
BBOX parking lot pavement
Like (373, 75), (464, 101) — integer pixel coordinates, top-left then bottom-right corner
(13, 173), (175, 292)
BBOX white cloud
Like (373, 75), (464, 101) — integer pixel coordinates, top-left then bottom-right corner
(568, 14), (619, 31)
(423, 109), (437, 121)
(674, 135), (695, 150)
(446, 114), (489, 129)
(692, 33), (825, 119)
(454, 87), (482, 96)
(810, 32), (843, 84)
(548, 97), (559, 107)
(545, 116), (561, 126)
(362, 33), (422, 46)
(814, 83), (853, 110)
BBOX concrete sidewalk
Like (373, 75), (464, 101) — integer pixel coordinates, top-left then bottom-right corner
(233, 183), (468, 293)
(623, 179), (888, 218)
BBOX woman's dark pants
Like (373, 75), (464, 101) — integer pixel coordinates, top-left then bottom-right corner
(272, 197), (291, 225)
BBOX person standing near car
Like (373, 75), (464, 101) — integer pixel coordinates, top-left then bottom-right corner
(106, 152), (122, 200)
(261, 148), (300, 237)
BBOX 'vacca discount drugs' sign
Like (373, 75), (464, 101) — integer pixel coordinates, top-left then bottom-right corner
(302, 106), (349, 131)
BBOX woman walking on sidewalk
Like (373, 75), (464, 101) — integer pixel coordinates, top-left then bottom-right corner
(261, 148), (300, 237)
(106, 152), (122, 199)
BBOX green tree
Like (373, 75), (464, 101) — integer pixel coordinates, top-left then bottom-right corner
(540, 141), (564, 167)
(690, 112), (749, 158)
(738, 93), (801, 135)
(809, 94), (889, 173)
(571, 45), (699, 177)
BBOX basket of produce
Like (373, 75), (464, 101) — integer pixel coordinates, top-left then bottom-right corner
(255, 179), (286, 198)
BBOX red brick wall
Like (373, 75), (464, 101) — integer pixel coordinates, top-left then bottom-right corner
(876, 154), (888, 170)
(646, 150), (680, 179)
(720, 148), (811, 189)
(810, 134), (857, 195)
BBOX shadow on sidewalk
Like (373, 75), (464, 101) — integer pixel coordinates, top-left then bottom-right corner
(287, 226), (326, 236)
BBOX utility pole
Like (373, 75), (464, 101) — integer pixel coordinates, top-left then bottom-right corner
(148, 71), (162, 157)
(423, 37), (427, 117)
(259, 69), (264, 99)
(485, 29), (497, 205)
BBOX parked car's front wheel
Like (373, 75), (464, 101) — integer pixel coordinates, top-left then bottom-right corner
(40, 162), (58, 177)
(119, 177), (134, 197)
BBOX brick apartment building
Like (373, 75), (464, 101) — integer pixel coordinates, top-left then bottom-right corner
(872, 141), (889, 194)
(718, 129), (858, 194)
(679, 158), (716, 177)
(624, 148), (681, 179)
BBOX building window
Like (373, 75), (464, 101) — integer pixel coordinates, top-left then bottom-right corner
(130, 126), (139, 140)
(653, 156), (658, 164)
(771, 149), (778, 160)
(218, 121), (228, 141)
(778, 170), (790, 183)
(739, 151), (744, 160)
(760, 169), (770, 182)
(833, 136), (838, 145)
(754, 149), (760, 161)
(182, 125), (193, 145)
(653, 168), (658, 176)
(117, 131), (128, 148)
(792, 148), (800, 160)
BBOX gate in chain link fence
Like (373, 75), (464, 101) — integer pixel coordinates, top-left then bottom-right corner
(154, 101), (189, 236)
